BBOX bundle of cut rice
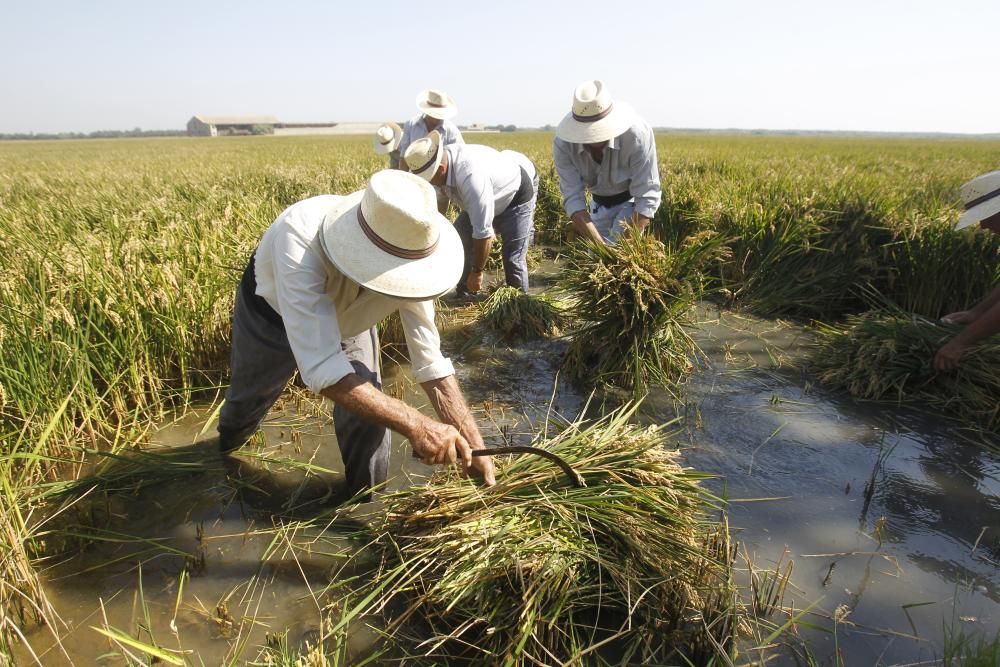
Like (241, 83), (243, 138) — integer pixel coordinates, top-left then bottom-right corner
(560, 231), (721, 399)
(348, 407), (737, 665)
(811, 309), (1000, 432)
(476, 286), (564, 340)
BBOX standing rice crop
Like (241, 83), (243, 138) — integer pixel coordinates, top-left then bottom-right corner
(559, 231), (723, 399)
(810, 309), (1000, 431)
(338, 406), (737, 665)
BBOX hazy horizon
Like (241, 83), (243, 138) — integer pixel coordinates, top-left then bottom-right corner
(3, 0), (997, 135)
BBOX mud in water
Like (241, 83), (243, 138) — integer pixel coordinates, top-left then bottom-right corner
(16, 297), (999, 665)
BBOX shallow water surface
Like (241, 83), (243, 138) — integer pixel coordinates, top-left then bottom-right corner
(17, 304), (999, 665)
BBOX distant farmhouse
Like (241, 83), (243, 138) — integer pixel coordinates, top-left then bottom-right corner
(187, 115), (382, 137)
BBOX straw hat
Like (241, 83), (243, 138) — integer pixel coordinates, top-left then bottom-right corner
(556, 80), (636, 144)
(956, 170), (1000, 230)
(372, 121), (402, 154)
(320, 170), (462, 300)
(403, 131), (443, 181)
(416, 89), (458, 120)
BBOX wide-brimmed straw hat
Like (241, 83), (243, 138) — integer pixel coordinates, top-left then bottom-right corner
(556, 80), (636, 144)
(403, 131), (443, 181)
(372, 121), (402, 154)
(320, 170), (462, 300)
(956, 170), (1000, 230)
(416, 89), (458, 120)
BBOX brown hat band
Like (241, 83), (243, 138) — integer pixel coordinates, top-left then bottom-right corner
(412, 144), (440, 175)
(425, 99), (447, 108)
(379, 135), (393, 145)
(965, 187), (1000, 211)
(572, 103), (614, 123)
(357, 207), (437, 260)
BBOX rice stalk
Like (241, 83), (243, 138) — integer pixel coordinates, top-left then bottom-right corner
(810, 309), (1000, 432)
(559, 230), (723, 400)
(325, 405), (738, 665)
(477, 286), (564, 340)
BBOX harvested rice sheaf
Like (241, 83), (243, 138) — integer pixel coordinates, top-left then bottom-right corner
(811, 310), (1000, 431)
(560, 232), (721, 399)
(477, 286), (564, 340)
(361, 407), (737, 665)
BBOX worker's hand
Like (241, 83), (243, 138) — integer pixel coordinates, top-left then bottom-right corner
(934, 339), (968, 372)
(408, 416), (473, 468)
(466, 271), (484, 293)
(940, 310), (978, 326)
(466, 444), (496, 486)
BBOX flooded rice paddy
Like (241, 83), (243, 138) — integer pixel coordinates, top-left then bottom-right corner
(17, 297), (999, 665)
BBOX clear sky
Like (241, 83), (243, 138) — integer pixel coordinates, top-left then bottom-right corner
(2, 0), (996, 134)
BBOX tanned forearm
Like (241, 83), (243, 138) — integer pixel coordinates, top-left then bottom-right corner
(471, 237), (493, 273)
(954, 298), (1000, 347)
(971, 285), (1000, 318)
(420, 375), (484, 449)
(320, 373), (421, 439)
(570, 209), (606, 245)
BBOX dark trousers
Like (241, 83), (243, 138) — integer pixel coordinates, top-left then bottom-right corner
(455, 193), (536, 291)
(218, 268), (390, 499)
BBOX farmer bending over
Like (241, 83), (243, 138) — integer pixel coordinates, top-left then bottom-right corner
(396, 89), (465, 214)
(935, 170), (1000, 371)
(372, 121), (403, 169)
(404, 131), (538, 295)
(218, 170), (496, 497)
(553, 80), (661, 244)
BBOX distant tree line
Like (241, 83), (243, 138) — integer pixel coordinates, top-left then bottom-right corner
(0, 128), (186, 141)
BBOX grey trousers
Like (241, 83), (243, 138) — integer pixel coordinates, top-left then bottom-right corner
(455, 191), (537, 291)
(218, 274), (390, 499)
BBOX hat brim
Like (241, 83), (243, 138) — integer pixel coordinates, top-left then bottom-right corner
(408, 134), (444, 182)
(555, 101), (636, 144)
(320, 191), (462, 300)
(418, 102), (457, 120)
(956, 196), (1000, 230)
(373, 127), (402, 155)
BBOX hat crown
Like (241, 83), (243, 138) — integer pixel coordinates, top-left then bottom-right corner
(361, 171), (440, 252)
(402, 131), (442, 179)
(376, 125), (394, 143)
(422, 89), (452, 107)
(960, 170), (1000, 205)
(571, 80), (614, 119)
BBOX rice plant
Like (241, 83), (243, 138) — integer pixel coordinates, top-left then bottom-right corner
(328, 405), (738, 665)
(810, 309), (1000, 431)
(476, 286), (564, 340)
(559, 230), (724, 399)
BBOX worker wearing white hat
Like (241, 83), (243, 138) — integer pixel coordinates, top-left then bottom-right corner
(219, 170), (496, 496)
(397, 89), (465, 213)
(373, 121), (403, 168)
(404, 131), (538, 294)
(397, 89), (465, 164)
(553, 80), (661, 244)
(934, 170), (1000, 371)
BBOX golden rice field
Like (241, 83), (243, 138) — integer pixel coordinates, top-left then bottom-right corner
(1, 132), (999, 663)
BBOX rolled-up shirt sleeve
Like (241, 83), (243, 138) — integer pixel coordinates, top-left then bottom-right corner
(553, 137), (588, 217)
(628, 125), (662, 219)
(398, 300), (455, 382)
(458, 169), (495, 240)
(271, 225), (355, 394)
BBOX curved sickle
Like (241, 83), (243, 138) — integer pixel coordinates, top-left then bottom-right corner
(472, 446), (585, 488)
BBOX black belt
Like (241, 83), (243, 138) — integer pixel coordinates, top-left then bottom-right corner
(508, 167), (534, 208)
(240, 252), (285, 330)
(591, 191), (632, 208)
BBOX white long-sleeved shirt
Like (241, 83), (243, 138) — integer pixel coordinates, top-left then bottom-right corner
(397, 115), (464, 158)
(441, 144), (535, 240)
(552, 120), (661, 219)
(253, 195), (455, 393)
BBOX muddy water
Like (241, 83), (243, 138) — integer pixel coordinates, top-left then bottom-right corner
(18, 299), (999, 665)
